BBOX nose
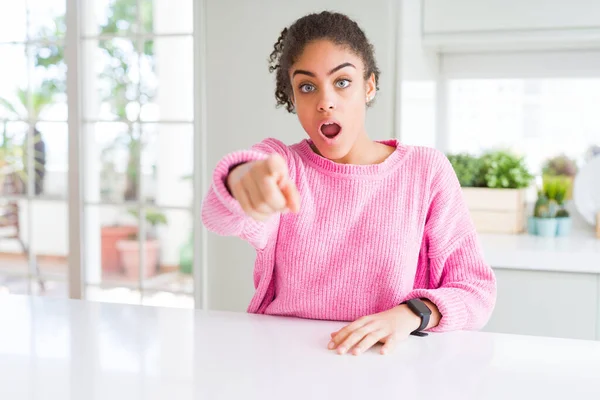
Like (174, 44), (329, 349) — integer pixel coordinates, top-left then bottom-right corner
(317, 92), (336, 112)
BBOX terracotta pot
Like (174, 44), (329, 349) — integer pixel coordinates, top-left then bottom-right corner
(101, 226), (138, 274)
(116, 239), (160, 280)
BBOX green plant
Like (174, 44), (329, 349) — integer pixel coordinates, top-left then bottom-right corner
(542, 154), (578, 177)
(479, 150), (534, 189)
(543, 176), (569, 204)
(0, 14), (66, 195)
(534, 192), (551, 218)
(541, 176), (571, 219)
(0, 128), (45, 194)
(126, 208), (168, 240)
(446, 153), (483, 187)
(534, 177), (571, 219)
(0, 131), (25, 190)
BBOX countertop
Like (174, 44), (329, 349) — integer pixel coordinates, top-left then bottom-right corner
(1, 295), (600, 399)
(480, 231), (600, 273)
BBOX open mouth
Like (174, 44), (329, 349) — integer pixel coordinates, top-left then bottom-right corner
(320, 122), (342, 139)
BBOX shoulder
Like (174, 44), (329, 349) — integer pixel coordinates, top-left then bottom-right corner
(250, 138), (306, 175)
(251, 138), (292, 155)
(401, 145), (453, 180)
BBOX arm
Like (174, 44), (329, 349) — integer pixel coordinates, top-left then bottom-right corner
(201, 138), (296, 250)
(404, 151), (497, 332)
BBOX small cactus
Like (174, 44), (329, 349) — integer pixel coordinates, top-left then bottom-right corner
(534, 192), (550, 218)
(548, 199), (560, 217)
(556, 207), (570, 218)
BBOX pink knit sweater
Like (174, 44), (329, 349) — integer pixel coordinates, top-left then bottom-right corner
(202, 138), (496, 332)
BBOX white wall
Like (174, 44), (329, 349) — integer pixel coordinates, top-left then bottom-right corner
(422, 0), (600, 52)
(423, 0), (600, 33)
(204, 0), (401, 311)
(398, 0), (438, 148)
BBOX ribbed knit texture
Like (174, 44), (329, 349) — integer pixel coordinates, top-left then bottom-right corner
(202, 138), (497, 332)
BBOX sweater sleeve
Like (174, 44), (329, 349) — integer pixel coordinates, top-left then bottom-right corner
(201, 138), (296, 250)
(404, 150), (497, 332)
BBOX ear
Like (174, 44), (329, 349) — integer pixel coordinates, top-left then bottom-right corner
(365, 73), (376, 103)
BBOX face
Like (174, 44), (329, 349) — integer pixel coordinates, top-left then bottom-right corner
(289, 39), (376, 162)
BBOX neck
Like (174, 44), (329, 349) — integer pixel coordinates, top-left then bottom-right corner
(312, 132), (393, 165)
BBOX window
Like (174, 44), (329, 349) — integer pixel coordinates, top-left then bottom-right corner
(447, 78), (600, 173)
(0, 0), (201, 309)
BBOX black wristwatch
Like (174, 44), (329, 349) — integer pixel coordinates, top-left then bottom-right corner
(404, 298), (432, 337)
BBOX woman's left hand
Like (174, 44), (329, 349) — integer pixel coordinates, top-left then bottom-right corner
(328, 305), (422, 356)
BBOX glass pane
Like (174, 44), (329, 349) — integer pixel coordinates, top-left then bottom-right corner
(28, 0), (66, 40)
(0, 3), (27, 43)
(0, 45), (28, 120)
(32, 44), (67, 121)
(140, 37), (193, 122)
(141, 0), (193, 34)
(34, 122), (67, 198)
(0, 122), (28, 196)
(82, 38), (140, 121)
(84, 122), (140, 202)
(32, 200), (68, 288)
(141, 124), (193, 207)
(448, 79), (600, 173)
(142, 208), (193, 296)
(82, 0), (139, 37)
(85, 204), (140, 284)
(0, 201), (28, 279)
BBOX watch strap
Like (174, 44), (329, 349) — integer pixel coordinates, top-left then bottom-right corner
(405, 299), (431, 337)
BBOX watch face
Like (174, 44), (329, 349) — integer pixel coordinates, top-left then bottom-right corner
(409, 299), (432, 316)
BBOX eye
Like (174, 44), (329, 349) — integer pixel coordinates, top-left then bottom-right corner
(336, 79), (351, 89)
(299, 84), (315, 93)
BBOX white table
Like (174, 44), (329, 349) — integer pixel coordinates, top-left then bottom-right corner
(1, 295), (600, 400)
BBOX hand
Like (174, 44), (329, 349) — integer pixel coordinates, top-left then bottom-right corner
(328, 305), (422, 356)
(226, 154), (301, 222)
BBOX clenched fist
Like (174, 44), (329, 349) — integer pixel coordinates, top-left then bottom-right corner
(226, 154), (301, 221)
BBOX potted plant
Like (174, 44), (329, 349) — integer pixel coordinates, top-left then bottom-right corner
(448, 150), (534, 234)
(532, 192), (557, 237)
(529, 176), (572, 237)
(446, 153), (484, 187)
(101, 223), (139, 275)
(542, 154), (578, 200)
(549, 176), (572, 236)
(116, 208), (167, 280)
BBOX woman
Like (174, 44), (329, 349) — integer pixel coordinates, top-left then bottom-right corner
(202, 11), (496, 356)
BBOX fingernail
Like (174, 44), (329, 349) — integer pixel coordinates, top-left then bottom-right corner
(353, 349), (361, 356)
(381, 349), (388, 355)
(338, 347), (346, 354)
(327, 341), (335, 349)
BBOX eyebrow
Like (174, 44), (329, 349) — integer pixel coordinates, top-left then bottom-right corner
(292, 62), (356, 79)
